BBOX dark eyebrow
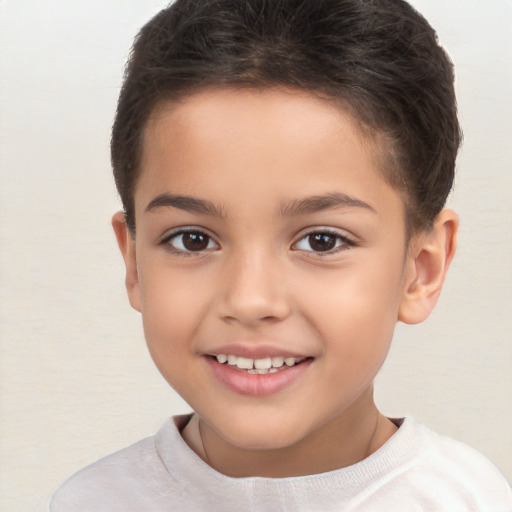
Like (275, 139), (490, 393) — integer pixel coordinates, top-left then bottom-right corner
(145, 193), (225, 218)
(280, 193), (375, 217)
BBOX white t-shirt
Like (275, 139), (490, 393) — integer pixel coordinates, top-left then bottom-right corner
(50, 415), (512, 511)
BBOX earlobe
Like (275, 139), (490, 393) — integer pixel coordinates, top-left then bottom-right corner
(112, 211), (141, 312)
(398, 209), (458, 324)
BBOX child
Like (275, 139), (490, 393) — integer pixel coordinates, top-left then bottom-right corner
(50, 0), (512, 510)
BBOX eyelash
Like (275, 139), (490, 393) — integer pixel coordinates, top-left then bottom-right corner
(292, 229), (357, 256)
(159, 228), (357, 256)
(159, 228), (219, 257)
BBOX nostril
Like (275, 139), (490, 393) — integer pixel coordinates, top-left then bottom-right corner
(261, 315), (281, 322)
(218, 303), (290, 326)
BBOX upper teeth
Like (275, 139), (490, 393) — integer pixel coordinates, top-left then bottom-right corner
(215, 354), (303, 370)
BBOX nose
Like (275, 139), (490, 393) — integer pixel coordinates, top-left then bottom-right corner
(216, 250), (291, 326)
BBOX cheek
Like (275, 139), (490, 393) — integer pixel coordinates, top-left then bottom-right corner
(299, 257), (404, 357)
(308, 293), (396, 399)
(137, 266), (210, 370)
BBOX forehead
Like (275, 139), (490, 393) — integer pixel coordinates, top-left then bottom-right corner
(137, 87), (404, 226)
(142, 88), (361, 164)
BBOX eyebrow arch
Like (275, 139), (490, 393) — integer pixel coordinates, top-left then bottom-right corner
(280, 192), (375, 217)
(145, 193), (225, 218)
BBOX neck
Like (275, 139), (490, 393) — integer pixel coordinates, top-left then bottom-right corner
(182, 387), (398, 478)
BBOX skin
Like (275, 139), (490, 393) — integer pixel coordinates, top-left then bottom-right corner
(113, 87), (458, 478)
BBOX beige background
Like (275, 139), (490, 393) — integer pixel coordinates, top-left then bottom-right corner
(1, 1), (511, 510)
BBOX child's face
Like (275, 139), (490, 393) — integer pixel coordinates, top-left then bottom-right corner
(125, 88), (413, 450)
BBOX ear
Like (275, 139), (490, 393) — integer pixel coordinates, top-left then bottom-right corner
(398, 209), (458, 324)
(112, 211), (141, 312)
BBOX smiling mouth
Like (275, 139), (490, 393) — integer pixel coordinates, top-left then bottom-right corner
(211, 354), (308, 374)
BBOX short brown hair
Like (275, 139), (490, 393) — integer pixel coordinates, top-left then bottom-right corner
(111, 0), (461, 235)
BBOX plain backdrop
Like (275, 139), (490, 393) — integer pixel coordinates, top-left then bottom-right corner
(1, 1), (511, 510)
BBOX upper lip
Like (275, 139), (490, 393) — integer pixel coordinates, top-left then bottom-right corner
(205, 343), (310, 360)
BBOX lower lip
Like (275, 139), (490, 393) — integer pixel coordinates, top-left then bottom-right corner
(206, 357), (312, 396)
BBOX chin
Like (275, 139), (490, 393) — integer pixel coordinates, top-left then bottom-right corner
(211, 412), (310, 451)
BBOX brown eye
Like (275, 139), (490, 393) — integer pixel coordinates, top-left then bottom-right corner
(164, 230), (217, 253)
(181, 232), (210, 251)
(294, 231), (353, 254)
(308, 233), (337, 252)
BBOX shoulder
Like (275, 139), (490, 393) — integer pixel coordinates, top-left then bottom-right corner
(49, 417), (191, 512)
(389, 418), (512, 510)
(413, 419), (507, 477)
(49, 436), (158, 511)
